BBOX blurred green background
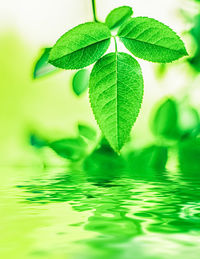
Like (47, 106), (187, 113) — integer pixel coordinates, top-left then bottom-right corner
(1, 0), (199, 165)
(1, 1), (200, 259)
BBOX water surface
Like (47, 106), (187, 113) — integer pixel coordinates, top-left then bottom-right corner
(1, 165), (200, 259)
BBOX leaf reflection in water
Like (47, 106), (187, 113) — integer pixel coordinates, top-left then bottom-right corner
(18, 152), (200, 259)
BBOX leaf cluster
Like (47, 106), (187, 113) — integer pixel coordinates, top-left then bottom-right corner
(30, 97), (200, 176)
(30, 124), (98, 161)
(151, 98), (200, 173)
(33, 5), (188, 152)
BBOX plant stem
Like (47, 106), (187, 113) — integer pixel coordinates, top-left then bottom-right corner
(92, 0), (98, 22)
(113, 36), (118, 53)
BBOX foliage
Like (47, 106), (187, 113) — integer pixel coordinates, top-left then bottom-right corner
(30, 95), (200, 173)
(72, 69), (90, 96)
(49, 22), (111, 70)
(105, 6), (133, 30)
(49, 137), (87, 161)
(151, 98), (200, 172)
(89, 52), (143, 152)
(151, 98), (180, 140)
(30, 124), (98, 162)
(33, 48), (57, 79)
(151, 98), (200, 141)
(118, 17), (187, 63)
(33, 2), (187, 152)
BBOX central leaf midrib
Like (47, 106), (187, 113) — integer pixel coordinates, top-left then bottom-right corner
(120, 36), (185, 54)
(115, 52), (119, 150)
(50, 38), (110, 62)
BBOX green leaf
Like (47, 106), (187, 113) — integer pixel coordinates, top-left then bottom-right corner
(78, 124), (97, 141)
(33, 48), (57, 79)
(178, 104), (200, 134)
(89, 52), (144, 152)
(118, 17), (188, 63)
(190, 14), (200, 47)
(49, 138), (87, 161)
(72, 69), (90, 96)
(152, 98), (180, 139)
(105, 6), (133, 30)
(49, 22), (111, 69)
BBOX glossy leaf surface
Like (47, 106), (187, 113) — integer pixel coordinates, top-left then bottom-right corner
(89, 52), (143, 152)
(118, 17), (188, 63)
(105, 6), (133, 30)
(49, 22), (111, 69)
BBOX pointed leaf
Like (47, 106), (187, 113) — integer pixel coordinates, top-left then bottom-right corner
(118, 17), (188, 63)
(105, 6), (133, 30)
(89, 52), (144, 152)
(33, 48), (57, 79)
(72, 69), (90, 96)
(49, 22), (111, 69)
(152, 98), (180, 139)
(49, 138), (87, 161)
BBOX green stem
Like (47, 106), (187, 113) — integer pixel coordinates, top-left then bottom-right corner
(113, 36), (118, 53)
(92, 0), (98, 22)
